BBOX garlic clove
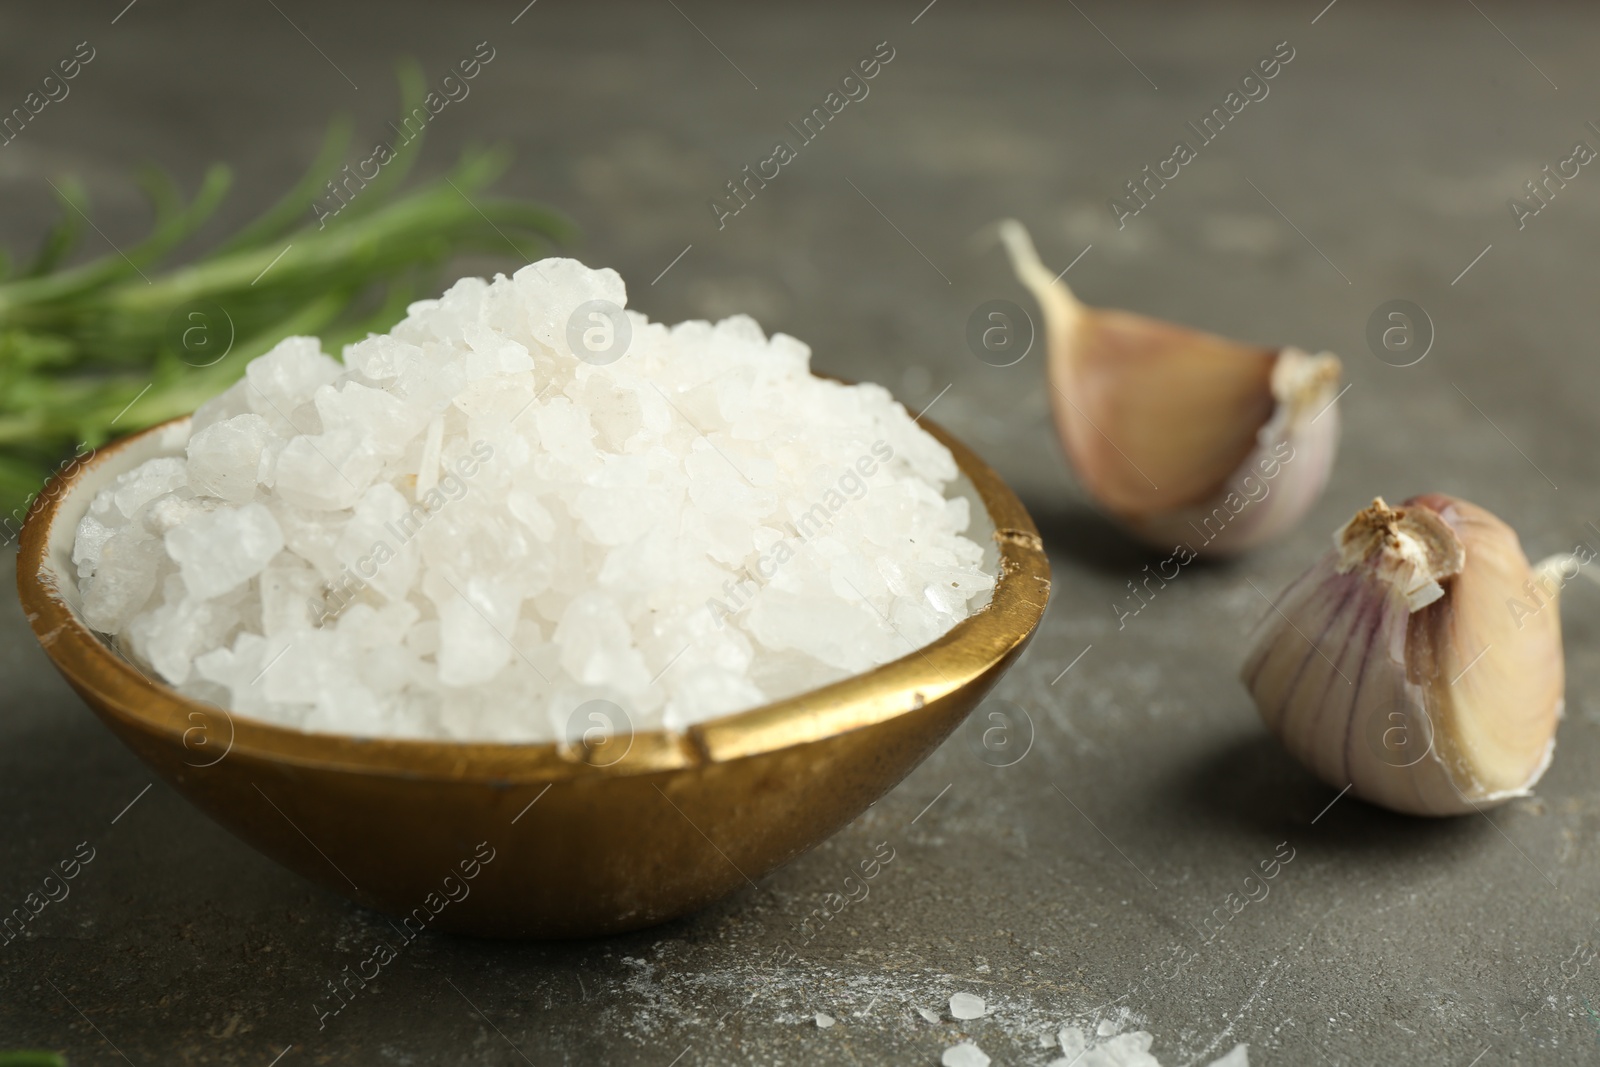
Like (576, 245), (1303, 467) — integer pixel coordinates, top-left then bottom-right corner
(997, 220), (1341, 555)
(1242, 495), (1564, 817)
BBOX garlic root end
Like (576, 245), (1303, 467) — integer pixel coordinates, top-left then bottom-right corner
(1269, 348), (1342, 427)
(1335, 497), (1464, 612)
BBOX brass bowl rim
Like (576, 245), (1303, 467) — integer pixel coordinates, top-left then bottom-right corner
(18, 412), (1049, 783)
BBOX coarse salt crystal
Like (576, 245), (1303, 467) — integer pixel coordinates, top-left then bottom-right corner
(80, 529), (166, 635)
(949, 992), (986, 1020)
(164, 503), (284, 600)
(72, 513), (117, 579)
(111, 456), (187, 519)
(243, 337), (341, 433)
(942, 1043), (990, 1067)
(123, 576), (243, 685)
(186, 413), (274, 503)
(1068, 1031), (1162, 1067)
(1059, 1025), (1089, 1057)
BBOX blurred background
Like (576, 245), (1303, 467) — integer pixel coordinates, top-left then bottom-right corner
(4, 2), (1599, 1064)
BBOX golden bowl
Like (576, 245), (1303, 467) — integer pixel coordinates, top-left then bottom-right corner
(17, 413), (1049, 938)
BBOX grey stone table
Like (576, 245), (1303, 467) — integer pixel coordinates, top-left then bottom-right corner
(4, 2), (1599, 1063)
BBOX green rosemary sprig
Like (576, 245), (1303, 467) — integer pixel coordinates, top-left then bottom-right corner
(0, 65), (571, 521)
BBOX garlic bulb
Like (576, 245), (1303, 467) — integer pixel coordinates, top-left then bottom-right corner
(1242, 495), (1564, 816)
(997, 220), (1341, 556)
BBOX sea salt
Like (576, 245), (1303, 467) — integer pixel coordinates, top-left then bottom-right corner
(1059, 1025), (1089, 1058)
(949, 992), (987, 1020)
(1050, 1030), (1162, 1067)
(941, 1043), (990, 1067)
(164, 503), (284, 600)
(1047, 1025), (1244, 1067)
(70, 258), (995, 740)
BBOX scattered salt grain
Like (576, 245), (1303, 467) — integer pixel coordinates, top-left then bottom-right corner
(949, 992), (986, 1020)
(1059, 1025), (1089, 1058)
(941, 1042), (990, 1067)
(1046, 1036), (1240, 1067)
(918, 1007), (942, 1024)
(814, 1012), (835, 1029)
(71, 258), (995, 741)
(1070, 1031), (1162, 1067)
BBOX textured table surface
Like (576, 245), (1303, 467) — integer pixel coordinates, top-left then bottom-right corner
(5, 2), (1600, 1064)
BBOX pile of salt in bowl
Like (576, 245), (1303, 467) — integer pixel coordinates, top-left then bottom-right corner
(71, 259), (994, 741)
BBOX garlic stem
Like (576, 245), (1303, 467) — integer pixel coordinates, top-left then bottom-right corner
(1533, 551), (1600, 596)
(995, 219), (1084, 344)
